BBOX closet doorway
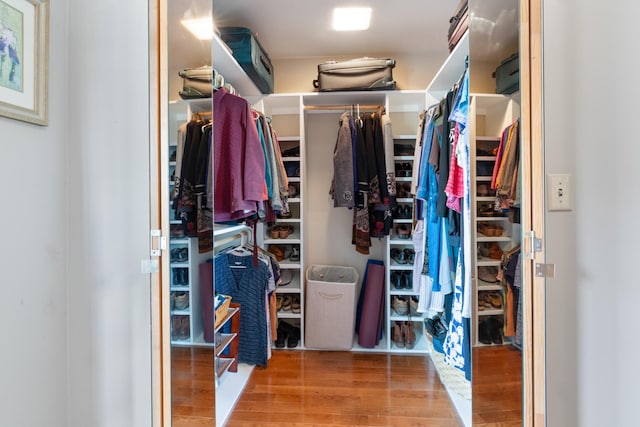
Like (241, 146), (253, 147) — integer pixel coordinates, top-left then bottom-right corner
(148, 0), (547, 426)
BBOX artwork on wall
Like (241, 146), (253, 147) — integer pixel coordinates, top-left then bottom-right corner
(0, 0), (48, 126)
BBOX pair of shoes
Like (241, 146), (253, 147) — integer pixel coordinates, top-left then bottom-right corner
(424, 315), (447, 340)
(478, 242), (503, 260)
(173, 292), (189, 310)
(395, 224), (412, 239)
(395, 162), (412, 177)
(390, 248), (414, 265)
(395, 182), (412, 198)
(392, 296), (409, 315)
(171, 315), (190, 341)
(276, 211), (292, 219)
(391, 271), (412, 289)
(172, 268), (188, 285)
(270, 225), (293, 239)
(477, 223), (504, 237)
(276, 321), (300, 348)
(170, 247), (188, 263)
(395, 204), (412, 219)
(478, 317), (503, 345)
(393, 321), (417, 349)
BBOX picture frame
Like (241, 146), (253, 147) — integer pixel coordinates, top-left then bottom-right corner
(0, 0), (48, 126)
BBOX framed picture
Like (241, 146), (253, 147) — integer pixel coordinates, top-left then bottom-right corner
(0, 0), (48, 126)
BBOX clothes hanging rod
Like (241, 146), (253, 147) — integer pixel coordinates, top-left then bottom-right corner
(303, 104), (383, 111)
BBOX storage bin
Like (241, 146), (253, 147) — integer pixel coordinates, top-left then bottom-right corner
(305, 265), (359, 350)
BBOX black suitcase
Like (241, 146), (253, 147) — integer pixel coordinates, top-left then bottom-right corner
(493, 53), (520, 94)
(218, 26), (275, 94)
(313, 57), (396, 92)
(448, 0), (469, 51)
(178, 66), (212, 99)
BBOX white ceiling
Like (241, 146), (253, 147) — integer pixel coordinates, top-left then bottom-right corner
(169, 1), (518, 73)
(212, 0), (455, 59)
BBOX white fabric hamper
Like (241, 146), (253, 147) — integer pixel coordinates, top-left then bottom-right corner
(305, 264), (359, 350)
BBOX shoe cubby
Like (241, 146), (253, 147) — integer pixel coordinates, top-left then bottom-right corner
(168, 236), (213, 346)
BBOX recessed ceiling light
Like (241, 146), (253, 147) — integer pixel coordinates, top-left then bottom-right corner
(332, 7), (372, 31)
(181, 17), (214, 40)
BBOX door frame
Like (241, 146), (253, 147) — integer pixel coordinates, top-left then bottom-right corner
(148, 1), (546, 425)
(149, 0), (171, 425)
(520, 0), (545, 425)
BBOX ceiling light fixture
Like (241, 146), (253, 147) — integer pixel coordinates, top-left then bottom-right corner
(181, 17), (214, 40)
(332, 7), (372, 31)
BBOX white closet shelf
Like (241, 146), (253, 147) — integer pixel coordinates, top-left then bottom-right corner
(215, 333), (238, 357)
(477, 156), (497, 161)
(394, 156), (414, 161)
(282, 156), (300, 161)
(426, 30), (469, 100)
(475, 216), (508, 222)
(477, 236), (512, 243)
(478, 309), (504, 316)
(476, 258), (502, 267)
(477, 283), (503, 291)
(170, 285), (190, 292)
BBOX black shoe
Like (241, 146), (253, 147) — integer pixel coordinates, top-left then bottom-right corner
(275, 324), (288, 348)
(490, 318), (504, 344)
(478, 319), (492, 345)
(391, 271), (402, 289)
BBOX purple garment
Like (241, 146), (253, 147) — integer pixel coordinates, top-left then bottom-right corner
(213, 88), (266, 221)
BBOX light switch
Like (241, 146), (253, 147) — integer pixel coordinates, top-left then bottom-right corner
(547, 173), (572, 211)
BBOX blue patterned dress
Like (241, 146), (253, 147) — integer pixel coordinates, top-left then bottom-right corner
(215, 253), (270, 367)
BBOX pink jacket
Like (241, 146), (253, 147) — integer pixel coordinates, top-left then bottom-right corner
(213, 88), (265, 221)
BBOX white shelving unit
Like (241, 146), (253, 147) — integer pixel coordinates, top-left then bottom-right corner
(470, 94), (520, 346)
(168, 98), (214, 347)
(256, 94), (306, 349)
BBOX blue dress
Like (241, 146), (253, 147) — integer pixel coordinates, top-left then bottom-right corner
(215, 253), (270, 367)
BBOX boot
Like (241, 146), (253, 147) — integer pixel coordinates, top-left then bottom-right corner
(403, 321), (416, 349)
(392, 322), (405, 348)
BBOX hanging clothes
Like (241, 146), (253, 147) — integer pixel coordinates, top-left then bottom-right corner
(212, 87), (266, 222)
(329, 111), (355, 208)
(215, 252), (271, 367)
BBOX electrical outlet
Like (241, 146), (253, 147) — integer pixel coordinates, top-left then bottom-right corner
(547, 173), (572, 211)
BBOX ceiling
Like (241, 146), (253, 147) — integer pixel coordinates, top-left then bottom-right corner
(211, 0), (455, 60)
(169, 1), (518, 75)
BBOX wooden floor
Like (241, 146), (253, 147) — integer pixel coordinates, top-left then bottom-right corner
(171, 345), (523, 427)
(472, 345), (523, 426)
(226, 351), (462, 427)
(172, 347), (216, 427)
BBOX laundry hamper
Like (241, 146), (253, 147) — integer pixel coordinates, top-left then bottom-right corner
(305, 265), (359, 350)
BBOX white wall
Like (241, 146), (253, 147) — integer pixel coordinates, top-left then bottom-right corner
(66, 0), (152, 426)
(544, 1), (640, 426)
(0, 1), (69, 425)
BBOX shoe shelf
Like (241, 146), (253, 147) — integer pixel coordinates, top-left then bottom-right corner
(214, 303), (240, 385)
(470, 94), (519, 347)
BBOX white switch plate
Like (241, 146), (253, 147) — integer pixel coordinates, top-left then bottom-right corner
(547, 173), (572, 211)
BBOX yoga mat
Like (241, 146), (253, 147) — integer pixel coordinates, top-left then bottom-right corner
(357, 262), (385, 348)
